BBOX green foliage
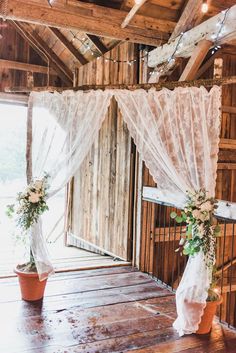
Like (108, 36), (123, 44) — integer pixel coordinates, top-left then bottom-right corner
(6, 173), (50, 268)
(170, 211), (177, 219)
(172, 189), (220, 269)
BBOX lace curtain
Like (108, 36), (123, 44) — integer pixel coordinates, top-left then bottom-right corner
(29, 86), (221, 335)
(29, 90), (112, 280)
(114, 86), (222, 336)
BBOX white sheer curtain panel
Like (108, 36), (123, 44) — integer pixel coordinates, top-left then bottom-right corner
(114, 86), (222, 336)
(29, 90), (112, 280)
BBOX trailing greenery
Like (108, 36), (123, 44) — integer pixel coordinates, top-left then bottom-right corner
(171, 189), (220, 268)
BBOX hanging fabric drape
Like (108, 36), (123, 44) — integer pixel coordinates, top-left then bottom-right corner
(29, 90), (112, 280)
(29, 85), (221, 334)
(114, 86), (222, 336)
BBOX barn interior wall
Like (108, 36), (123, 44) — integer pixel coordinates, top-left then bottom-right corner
(70, 42), (138, 261)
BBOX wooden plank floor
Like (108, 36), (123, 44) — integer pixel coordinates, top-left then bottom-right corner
(0, 266), (236, 353)
(0, 241), (130, 278)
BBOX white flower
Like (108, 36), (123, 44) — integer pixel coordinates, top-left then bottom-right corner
(28, 192), (40, 203)
(34, 180), (43, 191)
(192, 209), (201, 219)
(179, 238), (185, 245)
(199, 212), (209, 222)
(200, 200), (213, 212)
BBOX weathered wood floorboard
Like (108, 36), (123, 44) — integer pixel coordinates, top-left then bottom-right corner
(0, 266), (235, 353)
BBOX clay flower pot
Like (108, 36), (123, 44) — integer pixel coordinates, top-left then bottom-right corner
(14, 267), (47, 301)
(196, 295), (223, 334)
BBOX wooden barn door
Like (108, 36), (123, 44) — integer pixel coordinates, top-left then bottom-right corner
(65, 42), (138, 261)
(67, 98), (134, 261)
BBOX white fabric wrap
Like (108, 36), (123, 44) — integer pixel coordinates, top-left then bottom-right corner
(29, 90), (113, 280)
(114, 86), (222, 336)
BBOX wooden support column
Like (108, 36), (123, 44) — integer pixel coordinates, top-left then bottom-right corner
(121, 0), (148, 29)
(179, 39), (212, 81)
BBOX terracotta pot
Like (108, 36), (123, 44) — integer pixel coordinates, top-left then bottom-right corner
(14, 267), (47, 301)
(196, 296), (223, 334)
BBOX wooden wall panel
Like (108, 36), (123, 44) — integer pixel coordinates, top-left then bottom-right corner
(0, 24), (60, 91)
(70, 43), (138, 260)
(216, 53), (236, 202)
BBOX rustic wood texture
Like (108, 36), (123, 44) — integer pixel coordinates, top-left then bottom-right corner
(179, 39), (212, 81)
(2, 0), (170, 46)
(70, 42), (137, 260)
(0, 21), (55, 91)
(140, 50), (236, 329)
(0, 266), (235, 353)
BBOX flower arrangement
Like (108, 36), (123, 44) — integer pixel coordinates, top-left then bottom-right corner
(6, 173), (50, 271)
(171, 189), (220, 268)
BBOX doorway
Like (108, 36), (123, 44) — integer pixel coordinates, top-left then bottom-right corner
(0, 102), (128, 277)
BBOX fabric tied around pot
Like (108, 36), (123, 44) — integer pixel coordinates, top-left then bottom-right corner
(30, 218), (54, 281)
(173, 251), (214, 336)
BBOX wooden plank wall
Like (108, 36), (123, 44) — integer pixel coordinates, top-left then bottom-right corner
(0, 24), (59, 91)
(70, 43), (138, 261)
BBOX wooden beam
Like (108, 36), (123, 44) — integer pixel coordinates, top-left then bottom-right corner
(217, 163), (236, 170)
(148, 4), (236, 67)
(86, 34), (107, 54)
(0, 58), (54, 74)
(195, 51), (221, 79)
(222, 105), (236, 114)
(169, 0), (203, 41)
(121, 0), (148, 29)
(49, 27), (88, 65)
(5, 75), (236, 93)
(10, 21), (72, 86)
(20, 23), (73, 85)
(219, 138), (236, 150)
(179, 39), (212, 81)
(1, 0), (171, 46)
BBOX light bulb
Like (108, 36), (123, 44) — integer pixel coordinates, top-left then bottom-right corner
(201, 1), (208, 14)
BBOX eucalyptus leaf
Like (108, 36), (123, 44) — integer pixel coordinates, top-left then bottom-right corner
(175, 216), (183, 223)
(170, 211), (177, 219)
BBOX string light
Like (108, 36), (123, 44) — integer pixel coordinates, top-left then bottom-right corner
(47, 0), (54, 6)
(201, 1), (208, 14)
(210, 8), (229, 55)
(57, 7), (229, 69)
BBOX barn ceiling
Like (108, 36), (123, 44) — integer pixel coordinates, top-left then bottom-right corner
(0, 0), (235, 86)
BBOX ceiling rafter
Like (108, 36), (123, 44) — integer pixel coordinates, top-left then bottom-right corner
(148, 4), (236, 68)
(121, 0), (148, 28)
(86, 34), (108, 54)
(10, 21), (73, 85)
(179, 39), (212, 81)
(49, 27), (89, 65)
(0, 58), (56, 74)
(0, 0), (171, 46)
(12, 21), (73, 85)
(169, 0), (203, 41)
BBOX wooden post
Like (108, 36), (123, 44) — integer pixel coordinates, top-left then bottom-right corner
(179, 39), (212, 81)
